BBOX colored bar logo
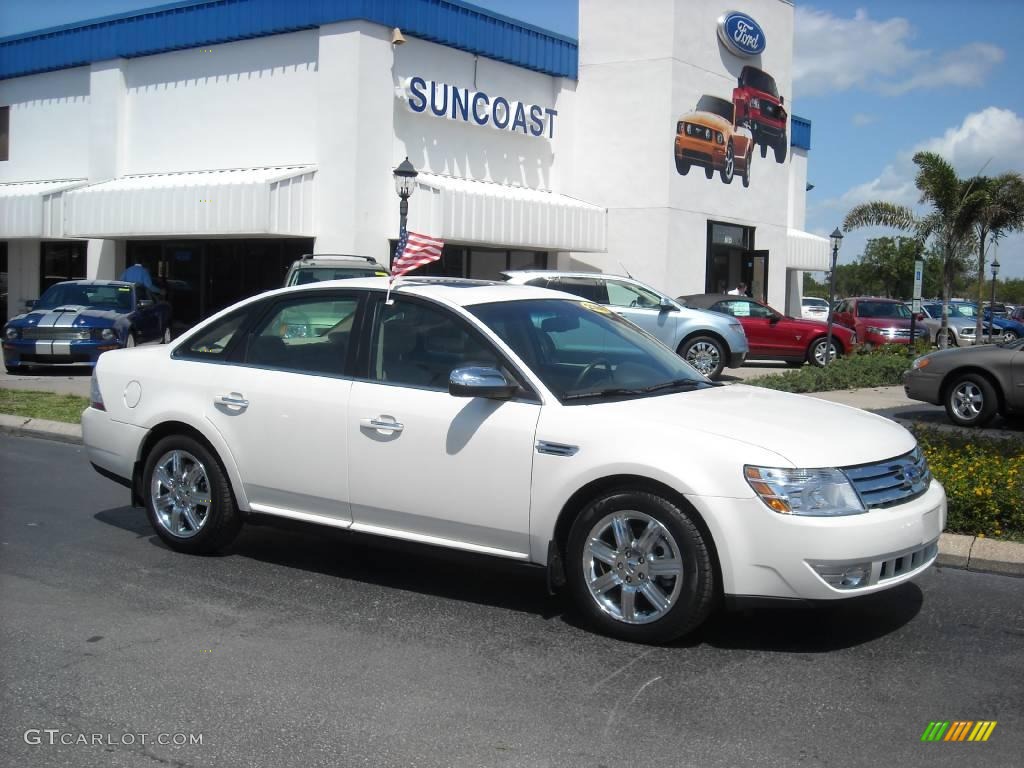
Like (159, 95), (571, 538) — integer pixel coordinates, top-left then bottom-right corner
(921, 721), (997, 742)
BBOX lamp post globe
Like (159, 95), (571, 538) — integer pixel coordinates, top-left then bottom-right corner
(393, 156), (418, 235)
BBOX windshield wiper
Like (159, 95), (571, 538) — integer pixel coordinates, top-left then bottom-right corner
(640, 378), (709, 393)
(562, 387), (645, 401)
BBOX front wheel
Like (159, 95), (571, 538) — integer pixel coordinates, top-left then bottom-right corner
(944, 374), (998, 428)
(161, 326), (172, 344)
(1001, 330), (1019, 343)
(5, 364), (24, 374)
(567, 490), (715, 643)
(773, 135), (787, 163)
(124, 331), (136, 349)
(674, 154), (690, 175)
(142, 435), (242, 554)
(809, 338), (840, 367)
(720, 141), (735, 184)
(679, 335), (725, 379)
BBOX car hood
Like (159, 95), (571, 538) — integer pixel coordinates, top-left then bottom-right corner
(585, 384), (915, 468)
(680, 111), (732, 133)
(11, 306), (125, 328)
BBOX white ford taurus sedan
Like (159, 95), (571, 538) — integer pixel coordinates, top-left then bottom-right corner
(83, 277), (945, 643)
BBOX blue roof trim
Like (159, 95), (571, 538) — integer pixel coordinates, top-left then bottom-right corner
(0, 0), (579, 81)
(791, 115), (811, 151)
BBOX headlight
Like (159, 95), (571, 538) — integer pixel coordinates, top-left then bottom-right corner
(715, 131), (724, 145)
(4, 326), (17, 340)
(101, 328), (115, 341)
(912, 356), (931, 370)
(744, 466), (866, 516)
(750, 97), (761, 109)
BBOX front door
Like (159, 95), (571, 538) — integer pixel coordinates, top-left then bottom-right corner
(603, 278), (678, 348)
(347, 295), (539, 557)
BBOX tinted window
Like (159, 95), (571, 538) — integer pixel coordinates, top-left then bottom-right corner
(740, 67), (779, 98)
(470, 299), (708, 402)
(857, 301), (911, 319)
(371, 298), (501, 389)
(36, 282), (133, 312)
(179, 312), (247, 360)
(712, 299), (773, 319)
(605, 280), (662, 309)
(525, 277), (553, 288)
(289, 267), (382, 285)
(695, 95), (733, 121)
(551, 278), (609, 303)
(244, 295), (359, 375)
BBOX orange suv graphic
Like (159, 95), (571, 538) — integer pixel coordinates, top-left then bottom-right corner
(674, 95), (752, 187)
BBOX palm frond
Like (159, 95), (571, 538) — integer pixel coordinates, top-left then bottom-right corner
(843, 202), (918, 233)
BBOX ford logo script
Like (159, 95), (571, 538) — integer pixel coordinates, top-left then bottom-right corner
(717, 11), (766, 57)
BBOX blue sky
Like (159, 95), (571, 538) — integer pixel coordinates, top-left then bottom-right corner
(3, 1), (1022, 276)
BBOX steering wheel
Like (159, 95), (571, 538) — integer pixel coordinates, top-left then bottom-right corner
(572, 358), (613, 390)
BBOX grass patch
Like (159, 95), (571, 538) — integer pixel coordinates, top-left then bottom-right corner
(0, 389), (90, 423)
(745, 344), (923, 394)
(912, 425), (1024, 540)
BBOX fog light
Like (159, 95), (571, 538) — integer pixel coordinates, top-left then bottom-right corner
(810, 561), (872, 589)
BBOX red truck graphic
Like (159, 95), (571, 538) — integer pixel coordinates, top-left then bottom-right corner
(732, 66), (787, 164)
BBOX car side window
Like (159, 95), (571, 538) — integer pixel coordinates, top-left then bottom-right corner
(244, 295), (360, 376)
(525, 277), (552, 288)
(713, 300), (754, 317)
(370, 297), (502, 390)
(177, 312), (248, 360)
(550, 277), (610, 304)
(605, 280), (661, 309)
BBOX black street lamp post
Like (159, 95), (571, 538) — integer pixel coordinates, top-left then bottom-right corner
(989, 254), (1000, 343)
(393, 156), (418, 238)
(825, 228), (843, 366)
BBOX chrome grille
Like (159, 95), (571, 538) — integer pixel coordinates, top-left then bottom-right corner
(843, 446), (931, 509)
(22, 328), (91, 341)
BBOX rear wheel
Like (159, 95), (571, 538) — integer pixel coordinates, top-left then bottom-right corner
(566, 490), (715, 643)
(142, 435), (242, 554)
(944, 374), (998, 428)
(679, 335), (725, 379)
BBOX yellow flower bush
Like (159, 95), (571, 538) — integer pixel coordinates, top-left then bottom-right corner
(911, 426), (1024, 540)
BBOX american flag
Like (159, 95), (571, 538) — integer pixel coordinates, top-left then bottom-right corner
(392, 228), (444, 279)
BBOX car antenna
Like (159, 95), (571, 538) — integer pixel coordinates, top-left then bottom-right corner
(618, 261), (633, 279)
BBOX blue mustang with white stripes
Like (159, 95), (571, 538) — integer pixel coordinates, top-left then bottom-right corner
(3, 280), (171, 373)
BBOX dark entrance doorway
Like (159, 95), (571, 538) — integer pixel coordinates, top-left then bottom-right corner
(127, 239), (313, 334)
(704, 221), (768, 302)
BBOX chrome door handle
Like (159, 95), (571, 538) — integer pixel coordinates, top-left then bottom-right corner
(360, 417), (404, 433)
(217, 393), (250, 408)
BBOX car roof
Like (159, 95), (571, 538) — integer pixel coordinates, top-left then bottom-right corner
(283, 275), (571, 307)
(293, 254), (385, 267)
(52, 279), (134, 288)
(848, 296), (902, 302)
(502, 270), (622, 280)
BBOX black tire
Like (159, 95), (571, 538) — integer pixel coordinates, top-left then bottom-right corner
(1002, 330), (1019, 343)
(808, 337), (840, 367)
(773, 136), (787, 164)
(941, 329), (957, 348)
(944, 373), (998, 428)
(741, 153), (751, 188)
(678, 335), (726, 379)
(566, 490), (715, 643)
(142, 434), (242, 554)
(720, 141), (735, 184)
(703, 166), (714, 180)
(674, 154), (690, 175)
(759, 142), (768, 159)
(5, 365), (24, 374)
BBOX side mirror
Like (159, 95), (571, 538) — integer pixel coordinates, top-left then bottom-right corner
(659, 296), (677, 312)
(769, 314), (781, 324)
(780, 95), (785, 105)
(25, 299), (38, 310)
(449, 366), (518, 400)
(138, 299), (154, 309)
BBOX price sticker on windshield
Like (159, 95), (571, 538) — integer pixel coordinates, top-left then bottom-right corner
(580, 301), (612, 315)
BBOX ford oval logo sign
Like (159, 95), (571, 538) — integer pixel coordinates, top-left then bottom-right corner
(717, 11), (766, 57)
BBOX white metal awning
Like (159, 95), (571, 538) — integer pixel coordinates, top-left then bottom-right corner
(787, 228), (830, 271)
(0, 179), (88, 238)
(408, 173), (606, 253)
(64, 166), (316, 238)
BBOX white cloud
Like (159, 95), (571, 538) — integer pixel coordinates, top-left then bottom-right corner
(794, 7), (1004, 98)
(851, 113), (877, 127)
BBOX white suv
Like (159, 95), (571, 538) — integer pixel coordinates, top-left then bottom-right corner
(83, 277), (944, 643)
(502, 270), (748, 379)
(283, 254), (388, 286)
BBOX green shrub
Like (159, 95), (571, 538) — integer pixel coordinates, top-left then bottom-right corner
(746, 350), (913, 393)
(911, 426), (1024, 540)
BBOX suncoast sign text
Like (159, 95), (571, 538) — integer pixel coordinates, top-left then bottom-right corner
(401, 76), (557, 139)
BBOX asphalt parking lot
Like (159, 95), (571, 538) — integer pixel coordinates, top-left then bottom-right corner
(1, 434), (1022, 768)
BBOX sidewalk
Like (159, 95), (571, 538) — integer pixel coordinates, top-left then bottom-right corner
(1, 380), (1021, 577)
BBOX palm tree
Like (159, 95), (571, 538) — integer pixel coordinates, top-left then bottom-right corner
(966, 173), (1024, 342)
(844, 152), (983, 348)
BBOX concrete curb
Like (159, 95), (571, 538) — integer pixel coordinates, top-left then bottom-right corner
(0, 409), (1021, 576)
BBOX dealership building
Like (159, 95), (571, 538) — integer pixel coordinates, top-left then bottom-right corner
(0, 0), (826, 328)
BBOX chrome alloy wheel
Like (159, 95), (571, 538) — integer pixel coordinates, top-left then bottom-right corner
(812, 339), (837, 366)
(151, 449), (213, 538)
(950, 380), (984, 421)
(582, 511), (683, 625)
(684, 342), (720, 377)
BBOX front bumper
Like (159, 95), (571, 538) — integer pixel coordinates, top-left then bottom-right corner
(3, 338), (121, 367)
(903, 369), (944, 405)
(727, 350), (747, 369)
(675, 136), (725, 169)
(693, 480), (946, 600)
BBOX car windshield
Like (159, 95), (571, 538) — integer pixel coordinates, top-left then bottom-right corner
(858, 301), (911, 319)
(290, 267), (382, 285)
(741, 67), (779, 97)
(469, 299), (711, 402)
(948, 304), (977, 318)
(36, 282), (133, 311)
(695, 95), (733, 121)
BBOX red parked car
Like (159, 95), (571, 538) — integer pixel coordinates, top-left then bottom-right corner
(831, 297), (929, 348)
(733, 65), (787, 164)
(679, 293), (856, 367)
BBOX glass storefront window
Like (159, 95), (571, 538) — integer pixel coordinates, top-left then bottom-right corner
(40, 241), (87, 293)
(393, 244), (548, 279)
